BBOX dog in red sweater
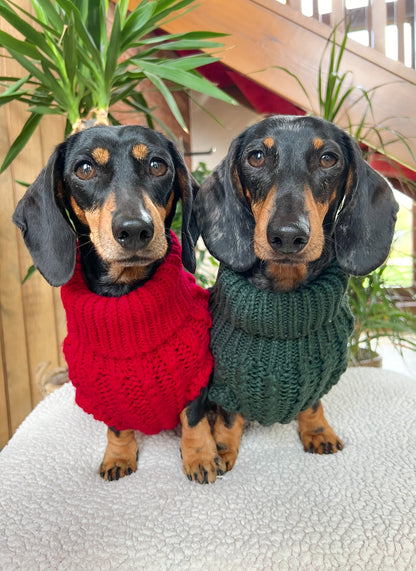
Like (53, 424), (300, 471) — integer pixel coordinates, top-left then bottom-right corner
(13, 125), (218, 482)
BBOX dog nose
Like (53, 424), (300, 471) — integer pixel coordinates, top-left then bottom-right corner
(112, 217), (154, 250)
(267, 221), (310, 255)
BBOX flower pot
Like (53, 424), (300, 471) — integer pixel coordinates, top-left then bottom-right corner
(349, 348), (383, 368)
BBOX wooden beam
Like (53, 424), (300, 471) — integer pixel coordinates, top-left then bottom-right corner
(369, 0), (386, 54)
(330, 0), (345, 30)
(142, 0), (416, 170)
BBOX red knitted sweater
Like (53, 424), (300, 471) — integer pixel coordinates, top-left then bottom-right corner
(61, 232), (213, 434)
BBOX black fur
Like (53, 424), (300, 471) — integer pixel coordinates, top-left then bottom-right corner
(13, 125), (196, 295)
(194, 115), (399, 285)
(189, 115), (399, 428)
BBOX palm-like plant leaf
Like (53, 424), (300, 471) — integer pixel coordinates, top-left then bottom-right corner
(0, 0), (236, 172)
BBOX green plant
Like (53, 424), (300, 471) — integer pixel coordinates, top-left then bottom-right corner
(348, 265), (416, 364)
(0, 0), (236, 171)
(276, 24), (416, 162)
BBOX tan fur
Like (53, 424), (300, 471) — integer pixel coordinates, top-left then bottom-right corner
(100, 428), (138, 480)
(92, 147), (110, 165)
(165, 191), (175, 220)
(107, 264), (150, 284)
(70, 196), (88, 226)
(267, 262), (307, 291)
(132, 143), (148, 161)
(313, 137), (324, 149)
(212, 413), (244, 472)
(84, 192), (117, 261)
(142, 193), (169, 259)
(297, 402), (344, 454)
(303, 186), (326, 261)
(180, 410), (225, 484)
(252, 187), (277, 260)
(81, 191), (169, 276)
(345, 167), (354, 196)
(263, 136), (274, 148)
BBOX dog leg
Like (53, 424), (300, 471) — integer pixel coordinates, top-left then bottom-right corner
(180, 409), (226, 484)
(297, 401), (344, 454)
(212, 410), (244, 473)
(99, 428), (138, 481)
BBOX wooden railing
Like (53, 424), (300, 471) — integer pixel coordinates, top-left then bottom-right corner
(285, 0), (415, 69)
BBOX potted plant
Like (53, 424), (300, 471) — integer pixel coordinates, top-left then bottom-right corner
(0, 0), (236, 170)
(348, 264), (416, 366)
(0, 0), (236, 397)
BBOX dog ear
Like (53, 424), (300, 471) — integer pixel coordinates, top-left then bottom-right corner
(334, 138), (399, 275)
(12, 145), (77, 287)
(168, 141), (196, 273)
(193, 136), (256, 272)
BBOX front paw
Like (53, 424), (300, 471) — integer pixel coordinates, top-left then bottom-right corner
(99, 428), (138, 481)
(99, 451), (138, 481)
(181, 444), (226, 484)
(299, 427), (344, 454)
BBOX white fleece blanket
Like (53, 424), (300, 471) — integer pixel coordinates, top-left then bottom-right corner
(0, 367), (415, 570)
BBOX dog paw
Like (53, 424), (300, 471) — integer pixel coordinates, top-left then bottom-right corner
(99, 451), (138, 481)
(299, 427), (344, 455)
(182, 448), (226, 484)
(216, 442), (239, 472)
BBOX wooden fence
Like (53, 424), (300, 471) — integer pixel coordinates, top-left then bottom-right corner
(0, 1), (191, 448)
(0, 102), (67, 448)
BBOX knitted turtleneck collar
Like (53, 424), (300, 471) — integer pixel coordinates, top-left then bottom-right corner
(208, 260), (354, 425)
(61, 231), (213, 434)
(213, 260), (350, 340)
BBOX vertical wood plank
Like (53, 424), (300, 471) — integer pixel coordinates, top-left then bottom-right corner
(0, 0), (65, 433)
(396, 0), (406, 63)
(0, 325), (10, 448)
(288, 0), (302, 12)
(0, 3), (33, 435)
(0, 99), (33, 434)
(370, 0), (387, 54)
(330, 0), (345, 30)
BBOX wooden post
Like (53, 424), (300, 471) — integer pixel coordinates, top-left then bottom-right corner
(369, 0), (387, 54)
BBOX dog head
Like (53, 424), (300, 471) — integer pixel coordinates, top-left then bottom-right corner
(13, 125), (196, 287)
(195, 115), (398, 278)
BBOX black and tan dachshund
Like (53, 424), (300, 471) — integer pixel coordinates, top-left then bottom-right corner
(180, 115), (399, 484)
(12, 124), (212, 481)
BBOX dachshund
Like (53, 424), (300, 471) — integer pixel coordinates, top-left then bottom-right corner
(13, 125), (215, 481)
(180, 115), (399, 484)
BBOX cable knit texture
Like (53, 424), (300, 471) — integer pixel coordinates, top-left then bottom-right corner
(61, 232), (213, 434)
(208, 261), (354, 425)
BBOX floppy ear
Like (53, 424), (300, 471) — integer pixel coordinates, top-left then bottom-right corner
(12, 145), (77, 287)
(168, 141), (196, 273)
(334, 139), (399, 276)
(193, 136), (256, 272)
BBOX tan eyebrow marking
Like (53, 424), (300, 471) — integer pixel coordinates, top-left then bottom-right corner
(313, 137), (324, 150)
(132, 143), (148, 161)
(263, 137), (275, 148)
(92, 147), (110, 165)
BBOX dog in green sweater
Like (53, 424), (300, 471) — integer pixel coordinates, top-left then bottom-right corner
(181, 116), (398, 484)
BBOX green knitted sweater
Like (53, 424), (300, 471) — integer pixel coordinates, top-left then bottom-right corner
(208, 261), (354, 425)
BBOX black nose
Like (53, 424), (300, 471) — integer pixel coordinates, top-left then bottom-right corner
(112, 217), (154, 250)
(267, 221), (310, 255)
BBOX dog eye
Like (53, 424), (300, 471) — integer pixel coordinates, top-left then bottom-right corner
(149, 158), (168, 177)
(75, 162), (96, 180)
(320, 153), (338, 168)
(248, 150), (265, 168)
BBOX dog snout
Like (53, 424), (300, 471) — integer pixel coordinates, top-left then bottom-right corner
(267, 218), (310, 255)
(112, 214), (154, 250)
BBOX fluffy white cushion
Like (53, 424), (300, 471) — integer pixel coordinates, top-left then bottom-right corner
(0, 367), (415, 569)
